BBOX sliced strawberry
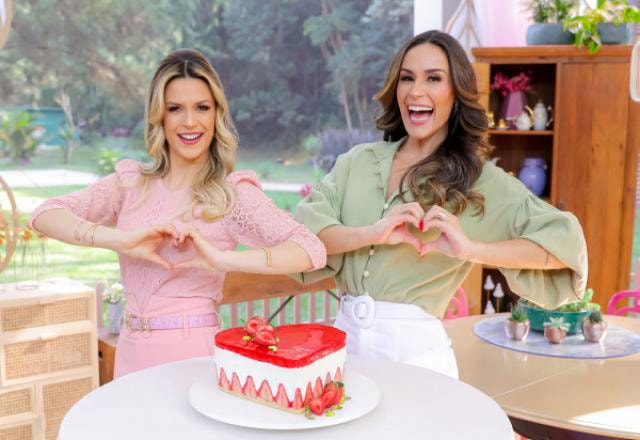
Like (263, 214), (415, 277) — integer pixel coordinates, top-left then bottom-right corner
(258, 380), (274, 403)
(243, 376), (258, 398)
(254, 330), (277, 346)
(321, 389), (336, 408)
(334, 367), (343, 382)
(308, 397), (325, 416)
(323, 381), (339, 396)
(230, 373), (242, 393)
(274, 384), (290, 408)
(218, 368), (230, 390)
(255, 323), (275, 334)
(292, 388), (304, 410)
(304, 383), (314, 406)
(245, 316), (267, 335)
(313, 377), (324, 398)
(333, 386), (344, 406)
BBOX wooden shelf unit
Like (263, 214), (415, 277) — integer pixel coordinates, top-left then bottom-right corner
(472, 45), (640, 312)
(488, 129), (554, 136)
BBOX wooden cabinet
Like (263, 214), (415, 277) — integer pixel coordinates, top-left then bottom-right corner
(0, 279), (98, 440)
(473, 46), (640, 312)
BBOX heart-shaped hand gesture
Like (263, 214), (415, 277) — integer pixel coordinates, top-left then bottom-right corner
(370, 202), (424, 253)
(419, 206), (473, 259)
(118, 224), (178, 270)
(172, 227), (226, 272)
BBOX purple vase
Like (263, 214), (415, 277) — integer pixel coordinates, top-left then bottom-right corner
(518, 157), (547, 196)
(500, 91), (526, 128)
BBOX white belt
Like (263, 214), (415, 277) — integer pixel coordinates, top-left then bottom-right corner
(340, 294), (435, 329)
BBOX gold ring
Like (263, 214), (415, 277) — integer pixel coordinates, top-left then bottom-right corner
(437, 211), (446, 221)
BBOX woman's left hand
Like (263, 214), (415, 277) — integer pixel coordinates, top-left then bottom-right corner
(172, 227), (227, 271)
(419, 206), (475, 260)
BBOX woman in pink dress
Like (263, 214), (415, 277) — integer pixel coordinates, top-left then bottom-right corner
(29, 49), (326, 378)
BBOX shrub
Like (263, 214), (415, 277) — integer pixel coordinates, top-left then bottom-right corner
(314, 128), (378, 173)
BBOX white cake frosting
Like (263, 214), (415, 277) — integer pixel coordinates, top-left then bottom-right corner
(215, 346), (346, 401)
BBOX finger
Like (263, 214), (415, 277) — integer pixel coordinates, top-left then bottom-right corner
(160, 223), (179, 239)
(146, 254), (172, 270)
(423, 206), (450, 225)
(421, 218), (450, 234)
(173, 258), (198, 269)
(391, 213), (421, 229)
(404, 202), (425, 220)
(398, 227), (423, 253)
(420, 240), (439, 257)
(391, 205), (423, 225)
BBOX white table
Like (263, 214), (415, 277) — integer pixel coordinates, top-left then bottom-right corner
(58, 356), (513, 439)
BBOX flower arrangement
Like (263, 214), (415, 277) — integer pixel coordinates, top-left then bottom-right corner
(103, 282), (124, 304)
(491, 72), (533, 97)
(299, 183), (313, 198)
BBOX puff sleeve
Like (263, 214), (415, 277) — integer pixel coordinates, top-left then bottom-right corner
(221, 170), (326, 271)
(29, 159), (140, 228)
(499, 196), (588, 309)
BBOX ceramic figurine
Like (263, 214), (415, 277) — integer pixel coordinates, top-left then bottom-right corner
(487, 111), (496, 128)
(515, 110), (533, 130)
(532, 100), (553, 130)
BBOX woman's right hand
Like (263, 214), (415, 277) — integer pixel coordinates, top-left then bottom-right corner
(368, 202), (424, 252)
(116, 224), (178, 270)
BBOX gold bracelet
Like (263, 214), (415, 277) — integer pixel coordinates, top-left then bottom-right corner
(74, 220), (86, 242)
(262, 247), (272, 268)
(81, 222), (99, 246)
(89, 223), (100, 247)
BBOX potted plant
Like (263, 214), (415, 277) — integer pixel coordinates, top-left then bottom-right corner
(563, 0), (640, 54)
(518, 288), (600, 333)
(525, 0), (577, 45)
(491, 71), (533, 127)
(582, 310), (608, 342)
(544, 316), (570, 344)
(505, 304), (530, 341)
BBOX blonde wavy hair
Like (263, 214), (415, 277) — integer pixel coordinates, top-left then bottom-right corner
(140, 48), (238, 221)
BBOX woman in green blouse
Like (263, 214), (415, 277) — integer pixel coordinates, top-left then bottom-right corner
(295, 30), (587, 378)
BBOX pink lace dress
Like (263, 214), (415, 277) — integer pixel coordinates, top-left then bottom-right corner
(30, 160), (326, 377)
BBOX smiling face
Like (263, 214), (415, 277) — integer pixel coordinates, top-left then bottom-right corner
(163, 77), (216, 167)
(396, 43), (455, 147)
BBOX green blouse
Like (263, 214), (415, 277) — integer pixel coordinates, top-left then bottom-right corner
(293, 138), (588, 318)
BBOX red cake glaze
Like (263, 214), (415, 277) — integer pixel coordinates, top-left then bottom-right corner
(215, 323), (346, 368)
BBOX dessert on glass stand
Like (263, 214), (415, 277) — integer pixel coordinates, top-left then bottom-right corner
(214, 317), (348, 418)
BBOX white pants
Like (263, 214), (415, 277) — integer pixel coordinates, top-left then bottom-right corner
(334, 294), (459, 379)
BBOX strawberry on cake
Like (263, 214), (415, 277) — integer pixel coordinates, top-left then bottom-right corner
(214, 317), (347, 415)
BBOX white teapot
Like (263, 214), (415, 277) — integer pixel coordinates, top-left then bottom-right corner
(532, 100), (553, 130)
(515, 111), (532, 131)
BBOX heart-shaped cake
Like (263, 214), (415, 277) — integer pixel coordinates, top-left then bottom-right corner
(215, 319), (346, 414)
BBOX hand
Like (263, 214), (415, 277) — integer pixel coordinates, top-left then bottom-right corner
(419, 206), (474, 259)
(173, 227), (226, 271)
(369, 202), (424, 253)
(117, 224), (178, 270)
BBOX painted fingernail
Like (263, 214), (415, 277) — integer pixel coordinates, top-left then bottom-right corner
(419, 220), (424, 232)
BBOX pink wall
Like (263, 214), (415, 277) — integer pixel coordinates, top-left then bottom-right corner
(475, 0), (532, 47)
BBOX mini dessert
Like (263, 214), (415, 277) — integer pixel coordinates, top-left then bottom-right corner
(214, 317), (347, 415)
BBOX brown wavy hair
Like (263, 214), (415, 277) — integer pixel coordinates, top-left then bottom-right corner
(374, 30), (493, 216)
